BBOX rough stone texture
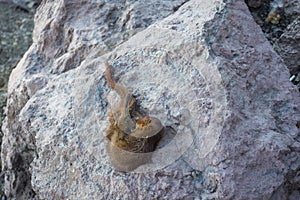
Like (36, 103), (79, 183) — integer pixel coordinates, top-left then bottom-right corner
(0, 1), (34, 96)
(0, 1), (40, 12)
(246, 0), (300, 79)
(0, 2), (37, 198)
(274, 16), (300, 75)
(12, 0), (41, 12)
(1, 0), (300, 200)
(282, 0), (300, 21)
(204, 2), (300, 199)
(0, 2), (35, 154)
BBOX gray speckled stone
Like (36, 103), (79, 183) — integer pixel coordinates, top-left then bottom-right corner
(1, 0), (300, 199)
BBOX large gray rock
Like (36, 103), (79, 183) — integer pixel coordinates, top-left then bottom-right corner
(1, 0), (300, 199)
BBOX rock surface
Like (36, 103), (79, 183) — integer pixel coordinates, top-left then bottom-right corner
(246, 0), (300, 86)
(0, 1), (34, 122)
(0, 2), (36, 198)
(1, 0), (300, 200)
(274, 16), (300, 75)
